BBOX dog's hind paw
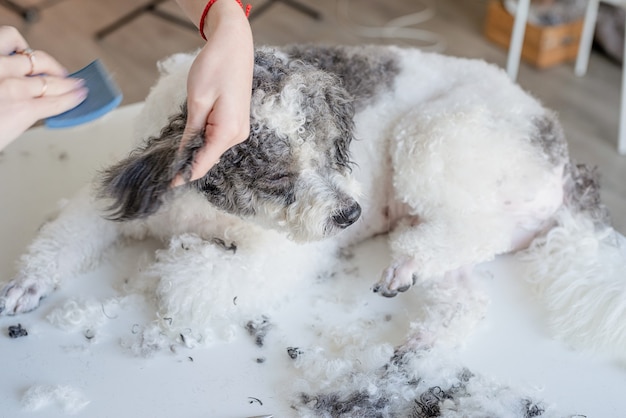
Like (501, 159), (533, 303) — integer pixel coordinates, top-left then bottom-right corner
(0, 278), (52, 315)
(372, 258), (419, 298)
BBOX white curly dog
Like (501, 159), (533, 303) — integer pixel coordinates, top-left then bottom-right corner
(2, 45), (625, 355)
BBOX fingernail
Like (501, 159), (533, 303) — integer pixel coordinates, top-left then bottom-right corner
(76, 87), (88, 101)
(171, 174), (184, 188)
(72, 78), (85, 88)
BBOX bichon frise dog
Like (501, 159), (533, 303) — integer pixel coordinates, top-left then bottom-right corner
(1, 45), (625, 356)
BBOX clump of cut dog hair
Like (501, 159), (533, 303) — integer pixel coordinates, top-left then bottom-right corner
(8, 323), (28, 338)
(21, 384), (90, 414)
(290, 345), (565, 418)
(46, 297), (122, 335)
(245, 315), (273, 347)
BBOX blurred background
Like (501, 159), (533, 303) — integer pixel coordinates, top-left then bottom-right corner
(1, 0), (624, 232)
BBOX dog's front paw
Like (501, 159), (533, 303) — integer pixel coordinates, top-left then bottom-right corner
(372, 258), (419, 298)
(0, 277), (52, 315)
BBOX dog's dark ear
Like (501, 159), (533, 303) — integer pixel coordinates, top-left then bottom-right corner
(97, 109), (204, 221)
(325, 84), (355, 170)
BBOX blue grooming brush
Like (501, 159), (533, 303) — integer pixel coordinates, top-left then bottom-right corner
(45, 60), (123, 129)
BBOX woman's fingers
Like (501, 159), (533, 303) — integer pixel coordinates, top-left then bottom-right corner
(0, 25), (87, 150)
(28, 86), (88, 120)
(0, 26), (28, 55)
(0, 73), (88, 123)
(0, 86), (87, 149)
(0, 76), (85, 100)
(171, 134), (224, 187)
(185, 123), (226, 180)
(172, 92), (251, 188)
(171, 98), (216, 187)
(8, 85), (89, 127)
(0, 26), (68, 77)
(0, 49), (68, 79)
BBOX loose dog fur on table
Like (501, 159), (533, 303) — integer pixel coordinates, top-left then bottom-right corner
(1, 44), (625, 358)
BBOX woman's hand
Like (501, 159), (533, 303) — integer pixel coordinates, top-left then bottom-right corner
(173, 0), (254, 185)
(0, 26), (88, 150)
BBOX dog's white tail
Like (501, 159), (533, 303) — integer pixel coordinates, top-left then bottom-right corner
(518, 208), (626, 358)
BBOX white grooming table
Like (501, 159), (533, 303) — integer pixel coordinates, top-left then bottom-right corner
(0, 104), (625, 417)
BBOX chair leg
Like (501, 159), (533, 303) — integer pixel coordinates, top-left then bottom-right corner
(0, 0), (39, 23)
(575, 0), (599, 77)
(95, 0), (193, 40)
(619, 10), (626, 155)
(506, 0), (531, 81)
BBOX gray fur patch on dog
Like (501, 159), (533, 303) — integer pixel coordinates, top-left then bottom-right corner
(528, 112), (609, 225)
(284, 44), (400, 110)
(529, 113), (569, 166)
(564, 162), (611, 225)
(196, 118), (297, 218)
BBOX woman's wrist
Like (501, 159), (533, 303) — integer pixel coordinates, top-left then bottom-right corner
(202, 0), (250, 40)
(174, 0), (249, 32)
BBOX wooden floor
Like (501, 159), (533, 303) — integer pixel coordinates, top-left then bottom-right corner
(2, 0), (625, 232)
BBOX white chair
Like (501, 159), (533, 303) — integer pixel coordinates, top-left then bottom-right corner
(506, 0), (626, 155)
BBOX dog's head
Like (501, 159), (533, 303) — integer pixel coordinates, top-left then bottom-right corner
(99, 48), (361, 242)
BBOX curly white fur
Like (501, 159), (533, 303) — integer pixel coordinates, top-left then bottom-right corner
(518, 209), (626, 355)
(145, 232), (339, 346)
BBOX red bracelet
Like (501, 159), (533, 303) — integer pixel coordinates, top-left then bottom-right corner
(199, 0), (252, 41)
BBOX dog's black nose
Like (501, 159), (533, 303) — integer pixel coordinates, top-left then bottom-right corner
(332, 202), (361, 228)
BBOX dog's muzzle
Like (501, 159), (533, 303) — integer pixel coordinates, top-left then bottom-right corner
(332, 201), (361, 229)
